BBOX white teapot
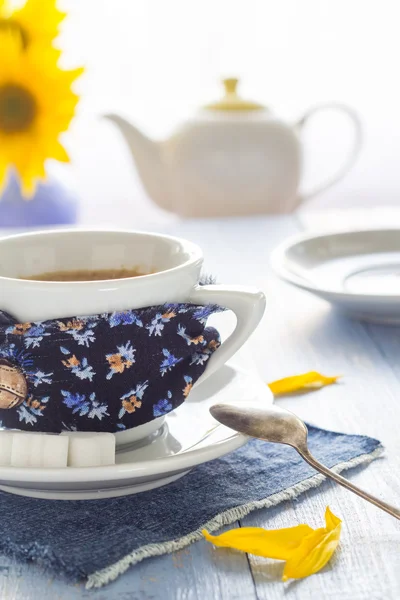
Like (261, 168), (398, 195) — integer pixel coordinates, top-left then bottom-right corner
(105, 79), (362, 217)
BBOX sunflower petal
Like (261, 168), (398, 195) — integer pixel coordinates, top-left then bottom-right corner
(19, 175), (37, 198)
(0, 161), (9, 195)
(282, 507), (342, 581)
(203, 524), (314, 560)
(204, 507), (342, 582)
(49, 141), (70, 163)
(15, 151), (46, 198)
(11, 0), (67, 48)
(268, 372), (340, 395)
(324, 505), (341, 530)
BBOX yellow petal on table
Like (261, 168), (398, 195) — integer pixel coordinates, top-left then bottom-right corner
(203, 524), (314, 560)
(324, 505), (341, 530)
(282, 507), (342, 581)
(268, 372), (340, 395)
(203, 507), (342, 582)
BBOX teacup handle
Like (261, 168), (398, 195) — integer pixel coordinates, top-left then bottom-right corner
(189, 284), (266, 386)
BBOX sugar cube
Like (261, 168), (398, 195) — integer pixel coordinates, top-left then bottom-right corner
(42, 435), (69, 468)
(0, 431), (14, 466)
(62, 432), (116, 467)
(11, 432), (68, 468)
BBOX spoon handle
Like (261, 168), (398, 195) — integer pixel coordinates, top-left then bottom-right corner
(300, 449), (400, 520)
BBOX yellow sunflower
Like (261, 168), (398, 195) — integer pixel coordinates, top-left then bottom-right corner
(0, 0), (65, 50)
(0, 31), (83, 196)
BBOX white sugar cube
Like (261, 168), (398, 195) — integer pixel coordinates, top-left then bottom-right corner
(11, 432), (68, 468)
(11, 433), (43, 468)
(62, 432), (116, 467)
(42, 435), (69, 468)
(98, 434), (116, 466)
(0, 431), (14, 466)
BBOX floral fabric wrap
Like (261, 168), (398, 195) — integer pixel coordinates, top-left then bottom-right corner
(0, 304), (222, 433)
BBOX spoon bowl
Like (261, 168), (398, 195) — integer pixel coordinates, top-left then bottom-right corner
(210, 402), (308, 450)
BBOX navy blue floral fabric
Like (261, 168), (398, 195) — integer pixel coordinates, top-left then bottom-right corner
(0, 304), (222, 433)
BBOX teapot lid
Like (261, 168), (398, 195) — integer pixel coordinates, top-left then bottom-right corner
(204, 78), (265, 111)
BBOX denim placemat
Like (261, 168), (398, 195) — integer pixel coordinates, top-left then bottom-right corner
(0, 425), (382, 588)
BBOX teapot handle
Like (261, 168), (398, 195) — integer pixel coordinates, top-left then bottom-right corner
(297, 102), (363, 202)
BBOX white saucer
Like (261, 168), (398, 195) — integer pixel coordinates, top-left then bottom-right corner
(271, 228), (400, 324)
(0, 362), (272, 500)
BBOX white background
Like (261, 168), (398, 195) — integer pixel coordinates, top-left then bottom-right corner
(55, 0), (400, 225)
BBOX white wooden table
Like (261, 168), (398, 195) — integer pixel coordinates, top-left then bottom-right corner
(0, 209), (399, 599)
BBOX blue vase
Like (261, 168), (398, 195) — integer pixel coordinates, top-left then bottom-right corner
(0, 170), (79, 228)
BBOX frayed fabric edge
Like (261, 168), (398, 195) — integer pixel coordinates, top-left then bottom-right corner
(86, 444), (384, 589)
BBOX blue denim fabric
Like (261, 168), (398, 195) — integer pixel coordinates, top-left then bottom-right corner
(0, 425), (381, 583)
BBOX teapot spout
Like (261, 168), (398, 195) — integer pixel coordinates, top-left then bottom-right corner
(104, 114), (171, 212)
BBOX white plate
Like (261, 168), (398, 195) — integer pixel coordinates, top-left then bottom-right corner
(271, 228), (400, 324)
(0, 362), (272, 500)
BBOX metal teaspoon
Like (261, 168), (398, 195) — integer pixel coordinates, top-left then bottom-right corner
(210, 402), (400, 520)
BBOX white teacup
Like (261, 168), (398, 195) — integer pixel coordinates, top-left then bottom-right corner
(0, 229), (265, 445)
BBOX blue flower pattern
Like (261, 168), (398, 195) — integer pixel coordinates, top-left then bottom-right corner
(153, 391), (173, 417)
(17, 396), (49, 425)
(61, 348), (96, 382)
(68, 325), (97, 347)
(190, 350), (212, 366)
(109, 311), (143, 328)
(0, 303), (222, 433)
(61, 391), (109, 420)
(32, 370), (53, 387)
(160, 349), (183, 376)
(146, 308), (177, 336)
(13, 323), (51, 349)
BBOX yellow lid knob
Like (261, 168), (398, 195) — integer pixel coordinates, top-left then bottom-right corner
(223, 78), (240, 95)
(204, 78), (265, 111)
